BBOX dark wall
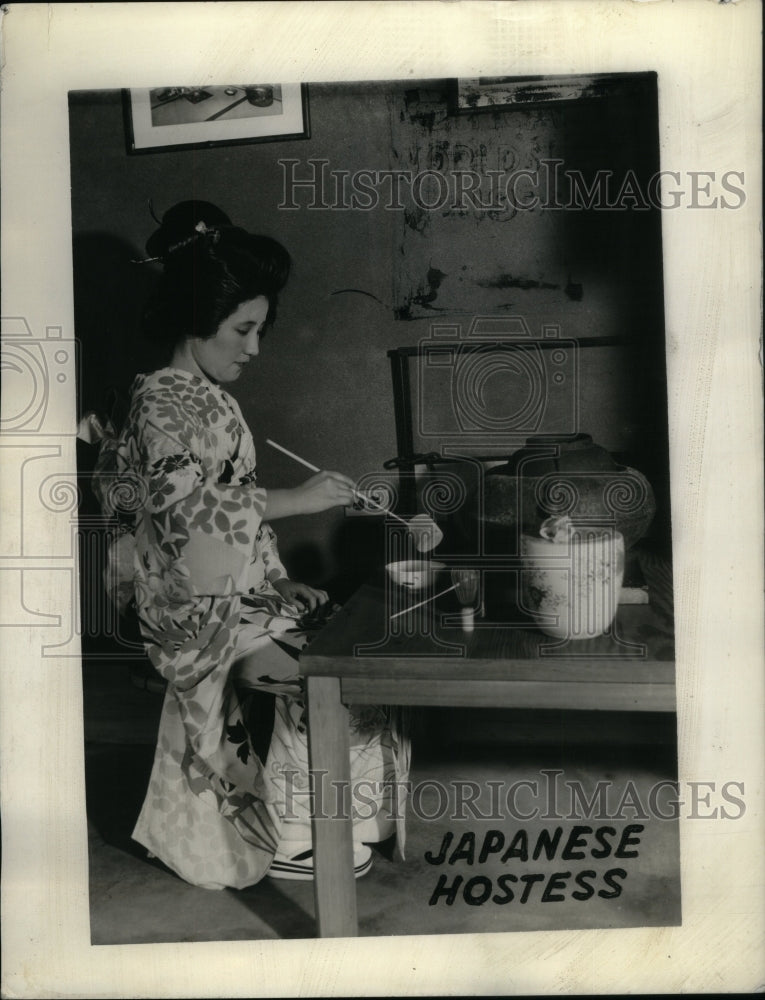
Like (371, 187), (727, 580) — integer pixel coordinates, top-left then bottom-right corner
(69, 79), (669, 584)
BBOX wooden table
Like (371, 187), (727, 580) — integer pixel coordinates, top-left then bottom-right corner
(299, 580), (675, 938)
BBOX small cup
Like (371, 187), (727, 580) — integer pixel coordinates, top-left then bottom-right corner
(385, 560), (445, 591)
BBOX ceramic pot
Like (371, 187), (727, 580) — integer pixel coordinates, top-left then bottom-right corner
(520, 527), (625, 639)
(479, 434), (655, 551)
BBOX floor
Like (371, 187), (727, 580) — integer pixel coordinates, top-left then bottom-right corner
(83, 661), (681, 944)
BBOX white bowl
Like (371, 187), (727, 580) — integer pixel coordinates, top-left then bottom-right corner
(385, 560), (445, 591)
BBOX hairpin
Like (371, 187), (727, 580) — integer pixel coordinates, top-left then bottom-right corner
(131, 220), (221, 264)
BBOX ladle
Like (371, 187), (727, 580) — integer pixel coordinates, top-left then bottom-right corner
(265, 439), (443, 552)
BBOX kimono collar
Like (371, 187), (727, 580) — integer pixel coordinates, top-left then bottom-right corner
(132, 366), (227, 397)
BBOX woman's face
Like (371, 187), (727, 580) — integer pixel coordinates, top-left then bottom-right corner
(184, 296), (270, 384)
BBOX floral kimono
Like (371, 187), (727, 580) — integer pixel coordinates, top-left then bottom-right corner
(95, 367), (408, 890)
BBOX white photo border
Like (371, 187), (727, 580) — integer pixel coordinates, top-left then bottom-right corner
(1, 1), (763, 997)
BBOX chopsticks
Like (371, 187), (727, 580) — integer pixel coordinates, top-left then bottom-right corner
(266, 438), (411, 527)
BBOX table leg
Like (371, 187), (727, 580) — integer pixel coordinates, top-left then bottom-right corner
(305, 675), (357, 938)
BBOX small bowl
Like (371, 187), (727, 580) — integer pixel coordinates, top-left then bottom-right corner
(385, 560), (445, 591)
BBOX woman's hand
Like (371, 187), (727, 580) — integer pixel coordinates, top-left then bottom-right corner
(273, 578), (328, 612)
(293, 470), (356, 515)
(264, 470), (356, 519)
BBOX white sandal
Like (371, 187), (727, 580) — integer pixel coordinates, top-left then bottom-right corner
(267, 841), (372, 882)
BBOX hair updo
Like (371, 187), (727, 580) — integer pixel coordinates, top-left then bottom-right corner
(141, 200), (291, 353)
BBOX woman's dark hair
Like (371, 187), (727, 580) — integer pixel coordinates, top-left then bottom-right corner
(141, 200), (291, 353)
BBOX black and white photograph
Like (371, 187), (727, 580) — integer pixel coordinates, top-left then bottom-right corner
(1, 2), (762, 996)
(71, 72), (680, 944)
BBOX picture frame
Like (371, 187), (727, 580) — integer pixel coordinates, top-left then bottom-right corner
(123, 83), (310, 153)
(451, 73), (640, 113)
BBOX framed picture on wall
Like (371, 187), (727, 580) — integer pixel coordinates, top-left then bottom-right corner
(451, 73), (636, 112)
(123, 83), (309, 152)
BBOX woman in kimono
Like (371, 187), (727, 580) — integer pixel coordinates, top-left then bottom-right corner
(95, 201), (408, 889)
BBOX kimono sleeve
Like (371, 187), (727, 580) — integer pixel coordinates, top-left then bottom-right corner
(257, 523), (287, 584)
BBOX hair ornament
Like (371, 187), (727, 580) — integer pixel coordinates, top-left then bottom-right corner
(131, 219), (222, 265)
(193, 220), (221, 245)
